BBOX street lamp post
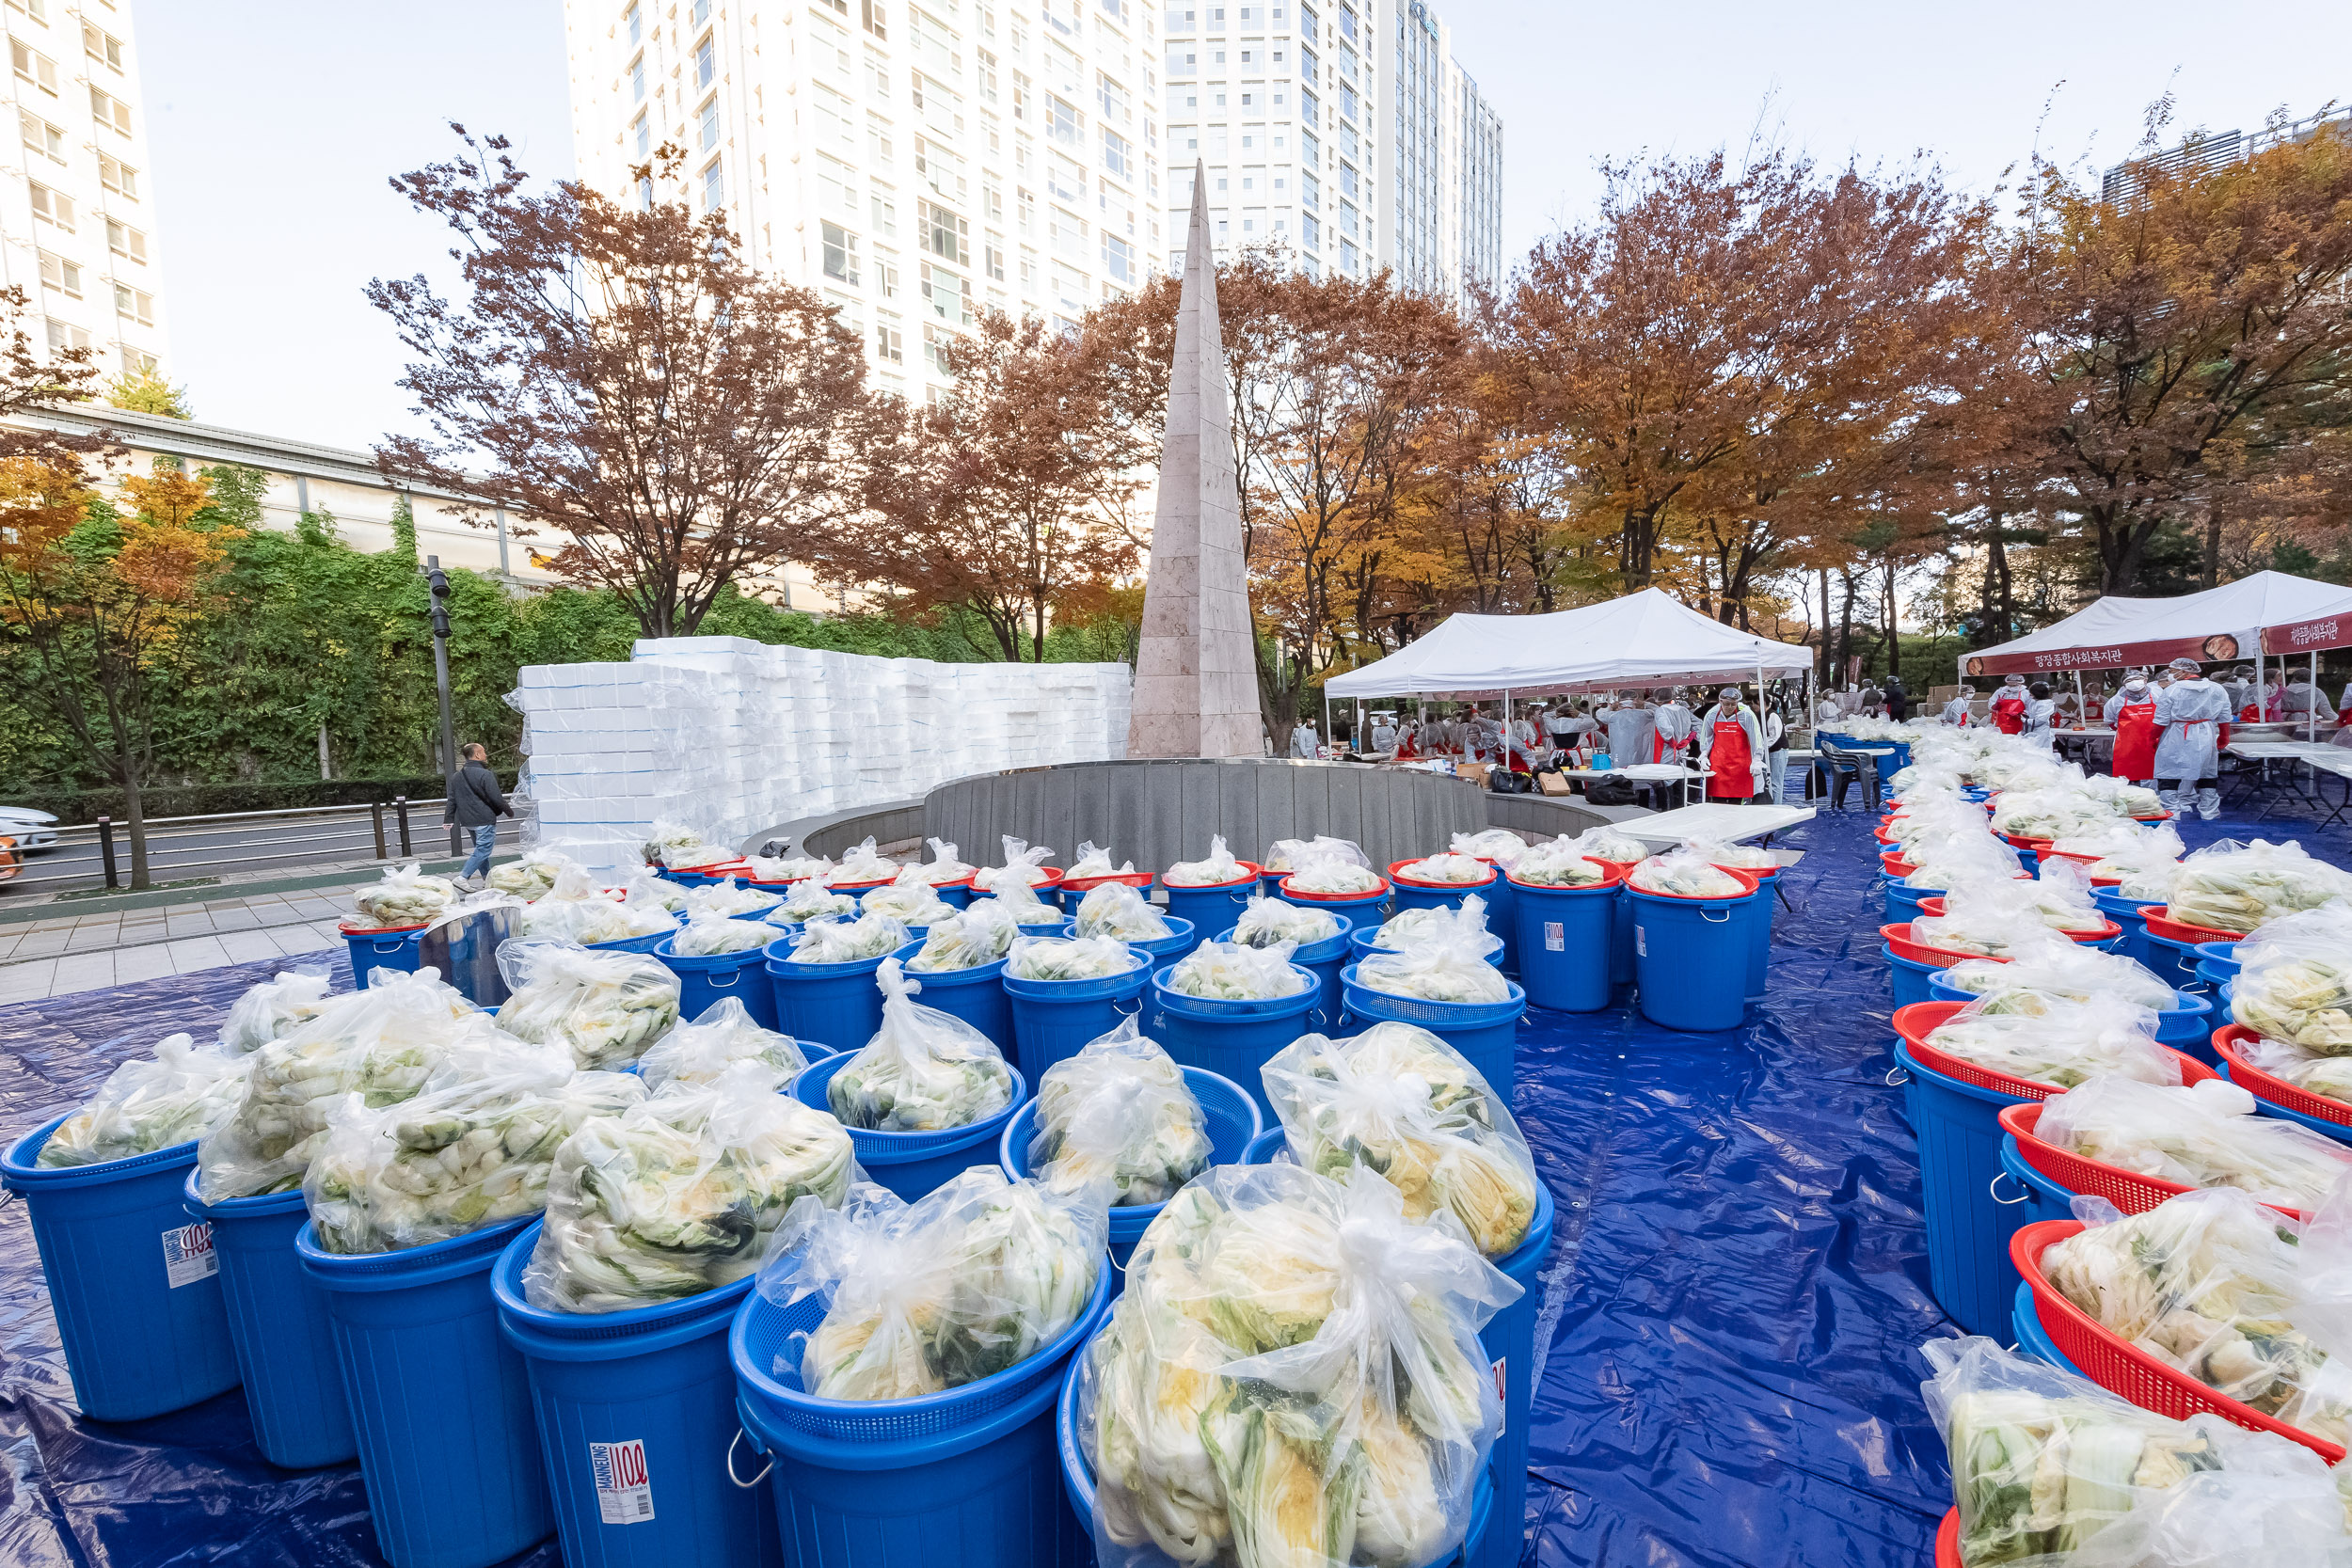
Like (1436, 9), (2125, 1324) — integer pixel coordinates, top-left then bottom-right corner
(424, 556), (460, 854)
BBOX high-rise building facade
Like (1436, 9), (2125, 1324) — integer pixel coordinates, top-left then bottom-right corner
(564, 0), (1168, 404)
(1, 0), (167, 380)
(1160, 0), (1500, 307)
(2103, 102), (2351, 203)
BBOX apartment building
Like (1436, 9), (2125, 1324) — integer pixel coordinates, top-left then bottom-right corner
(2103, 102), (2351, 203)
(1161, 0), (1500, 307)
(1, 0), (163, 379)
(564, 0), (1167, 403)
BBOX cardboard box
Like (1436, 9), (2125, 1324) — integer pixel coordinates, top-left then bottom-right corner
(1535, 771), (1574, 797)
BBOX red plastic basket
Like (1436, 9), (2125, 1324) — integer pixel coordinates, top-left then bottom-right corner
(1933, 1509), (1961, 1568)
(1883, 922), (2006, 969)
(2212, 1023), (2352, 1129)
(1883, 854), (1919, 879)
(1873, 825), (1901, 846)
(2141, 906), (2245, 945)
(1907, 901), (2120, 946)
(1387, 857), (1498, 892)
(1505, 863), (1628, 893)
(337, 918), (428, 936)
(2001, 833), (2055, 851)
(1997, 1102), (2315, 1222)
(1279, 874), (1395, 901)
(2011, 1219), (2345, 1463)
(2134, 811), (2176, 823)
(1058, 870), (1153, 894)
(1894, 1002), (2214, 1101)
(824, 875), (898, 892)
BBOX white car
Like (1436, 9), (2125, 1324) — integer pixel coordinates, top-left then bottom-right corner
(0, 806), (60, 851)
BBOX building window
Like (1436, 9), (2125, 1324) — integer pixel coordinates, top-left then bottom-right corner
(628, 54), (645, 102)
(702, 156), (723, 211)
(1301, 213), (1318, 248)
(123, 349), (158, 376)
(632, 112), (650, 160)
(871, 186), (898, 237)
(1103, 127), (1131, 177)
(27, 182), (72, 230)
(821, 221), (862, 284)
(106, 218), (145, 262)
(81, 21), (121, 70)
(698, 95), (721, 150)
(44, 318), (87, 354)
(6, 0), (50, 22)
(923, 323), (955, 374)
(20, 109), (62, 161)
(11, 39), (56, 93)
(625, 2), (640, 46)
(919, 199), (969, 265)
(692, 0), (709, 23)
(88, 86), (130, 135)
(37, 250), (79, 296)
(1101, 232), (1135, 283)
(1048, 95), (1080, 148)
(114, 282), (153, 325)
(919, 261), (970, 324)
(694, 34), (716, 89)
(984, 242), (1006, 280)
(861, 0), (887, 38)
(875, 317), (903, 362)
(99, 153), (137, 198)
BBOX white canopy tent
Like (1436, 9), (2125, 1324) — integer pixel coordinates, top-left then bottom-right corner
(1321, 588), (1815, 754)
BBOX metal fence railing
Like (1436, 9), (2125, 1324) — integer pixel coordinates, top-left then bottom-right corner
(0, 798), (528, 897)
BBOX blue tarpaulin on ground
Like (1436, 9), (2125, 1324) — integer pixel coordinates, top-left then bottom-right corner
(0, 799), (2343, 1568)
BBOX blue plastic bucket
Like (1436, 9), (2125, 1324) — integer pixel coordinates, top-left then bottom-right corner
(1892, 1040), (2033, 1339)
(1924, 970), (2217, 1056)
(1476, 870), (1520, 978)
(1611, 887), (1635, 988)
(2092, 890), (2154, 964)
(1148, 967), (1321, 1124)
(763, 938), (924, 1056)
(656, 935), (780, 1031)
(731, 1251), (1112, 1568)
(1736, 867), (1776, 1001)
(1508, 879), (1618, 1013)
(491, 1223), (783, 1568)
(1054, 1323), (1495, 1568)
(1119, 916), (1198, 971)
(793, 1053), (1028, 1202)
(345, 925), (426, 990)
(1995, 1135), (2075, 1227)
(904, 957), (1013, 1050)
(0, 1119), (240, 1421)
(997, 1066), (1262, 1275)
(1338, 966), (1527, 1102)
(2195, 939), (2241, 986)
(1158, 872), (1259, 954)
(1885, 878), (1939, 925)
(1389, 867), (1497, 916)
(1627, 886), (1756, 1032)
(2141, 929), (2205, 990)
(299, 1216), (551, 1568)
(1005, 957), (1152, 1082)
(2011, 1280), (2084, 1376)
(1475, 1183), (1556, 1568)
(590, 931), (673, 956)
(181, 1177), (354, 1467)
(1885, 946), (1941, 1008)
(1272, 883), (1390, 926)
(1213, 917), (1356, 1032)
(930, 878), (977, 911)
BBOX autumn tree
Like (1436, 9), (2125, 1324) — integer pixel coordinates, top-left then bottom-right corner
(2001, 116), (2352, 594)
(0, 465), (241, 887)
(371, 130), (883, 638)
(829, 310), (1144, 660)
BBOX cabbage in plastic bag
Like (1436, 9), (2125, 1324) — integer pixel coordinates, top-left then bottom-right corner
(495, 942), (681, 1070)
(1914, 878), (2102, 958)
(669, 913), (770, 957)
(1566, 825), (1647, 863)
(2037, 1076), (2352, 1212)
(857, 871), (959, 927)
(522, 1060), (858, 1311)
(1371, 895), (1504, 962)
(1508, 837), (1609, 887)
(825, 836), (898, 886)
(522, 867), (677, 945)
(1080, 1164), (1518, 1568)
(1165, 940), (1307, 1001)
(1281, 851), (1387, 895)
(1070, 841), (1138, 879)
(769, 880), (859, 925)
(1450, 829), (1532, 867)
(907, 902), (1021, 973)
(749, 852), (834, 884)
(1628, 847), (1746, 898)
(826, 958), (1015, 1132)
(1938, 943), (2178, 1012)
(635, 997), (811, 1090)
(975, 834), (1057, 895)
(1162, 833), (1246, 887)
(640, 819), (705, 865)
(682, 877), (783, 920)
(758, 1166), (1105, 1400)
(1395, 851), (1492, 885)
(1354, 914), (1512, 1005)
(787, 912), (910, 965)
(1029, 1019), (1212, 1206)
(487, 846), (580, 900)
(619, 867), (691, 912)
(2236, 1035), (2352, 1106)
(2230, 901), (2352, 1054)
(1076, 881), (1176, 941)
(1007, 933), (1139, 982)
(1922, 995), (2182, 1090)
(915, 837), (975, 883)
(1263, 1022), (1538, 1256)
(40, 1034), (254, 1167)
(1232, 895), (1341, 949)
(349, 863), (457, 928)
(2172, 840), (2352, 937)
(1683, 836), (1775, 870)
(1262, 835), (1370, 875)
(217, 969), (334, 1054)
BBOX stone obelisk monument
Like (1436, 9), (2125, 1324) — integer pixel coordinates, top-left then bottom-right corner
(1125, 162), (1263, 759)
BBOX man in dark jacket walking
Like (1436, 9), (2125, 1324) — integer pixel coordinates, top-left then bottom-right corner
(444, 744), (511, 887)
(1884, 676), (1909, 721)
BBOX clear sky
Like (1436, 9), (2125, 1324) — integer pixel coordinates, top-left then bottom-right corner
(141, 0), (2347, 452)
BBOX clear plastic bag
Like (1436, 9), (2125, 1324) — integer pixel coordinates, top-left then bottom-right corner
(2237, 1035), (2352, 1105)
(640, 819), (705, 865)
(1565, 825), (1646, 863)
(1282, 851), (1388, 894)
(619, 867), (691, 913)
(971, 873), (1055, 920)
(916, 837), (975, 884)
(788, 912), (911, 965)
(1450, 829), (1532, 867)
(770, 881), (859, 925)
(1164, 940), (1308, 1000)
(1627, 848), (1747, 898)
(1991, 787), (2114, 842)
(40, 1034), (254, 1168)
(217, 969), (334, 1054)
(669, 913), (770, 957)
(523, 867), (677, 945)
(1232, 895), (1342, 948)
(1075, 882), (1176, 941)
(1079, 1164), (1518, 1568)
(635, 997), (811, 1090)
(1007, 933), (1139, 982)
(1915, 879), (2100, 958)
(1355, 911), (1513, 1005)
(2173, 840), (2352, 936)
(660, 840), (738, 871)
(907, 902), (1021, 973)
(486, 846), (579, 900)
(1682, 836), (1776, 870)
(197, 967), (483, 1200)
(2042, 1188), (2352, 1449)
(1922, 995), (2182, 1090)
(495, 942), (683, 1070)
(521, 1060), (859, 1312)
(1939, 943), (2178, 1012)
(1162, 834), (1245, 887)
(825, 958), (1015, 1132)
(825, 835), (898, 885)
(1920, 1335), (2352, 1568)
(1395, 851), (1492, 884)
(349, 863), (458, 928)
(2037, 1076), (2352, 1212)
(1070, 841), (1137, 879)
(682, 877), (783, 920)
(750, 852), (834, 884)
(2229, 901), (2352, 1054)
(1370, 895), (1504, 960)
(1029, 1019), (1212, 1206)
(1899, 831), (2028, 892)
(975, 835), (1057, 895)
(1262, 1021), (1538, 1257)
(857, 876), (959, 927)
(1263, 835), (1371, 875)
(1508, 837), (1609, 887)
(756, 1166), (1106, 1401)
(304, 1046), (647, 1255)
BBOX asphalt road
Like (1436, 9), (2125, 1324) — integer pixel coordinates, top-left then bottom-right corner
(1, 809), (526, 900)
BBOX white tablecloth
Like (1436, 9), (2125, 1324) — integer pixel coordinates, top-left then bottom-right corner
(1619, 802), (1817, 846)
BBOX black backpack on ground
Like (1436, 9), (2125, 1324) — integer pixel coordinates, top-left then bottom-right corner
(1584, 774), (1638, 806)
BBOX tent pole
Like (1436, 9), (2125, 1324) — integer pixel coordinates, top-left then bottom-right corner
(1322, 692), (1331, 758)
(1503, 689), (1513, 771)
(2072, 670), (2083, 734)
(2312, 653), (2321, 744)
(2256, 646), (2265, 721)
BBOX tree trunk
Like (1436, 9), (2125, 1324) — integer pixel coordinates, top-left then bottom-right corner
(121, 768), (150, 892)
(2203, 505), (2222, 591)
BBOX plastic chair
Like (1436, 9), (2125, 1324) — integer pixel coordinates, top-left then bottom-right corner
(1816, 742), (1882, 812)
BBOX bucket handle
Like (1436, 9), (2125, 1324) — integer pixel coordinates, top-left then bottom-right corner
(1700, 906), (1732, 925)
(1989, 1171), (2032, 1207)
(1883, 1066), (1910, 1087)
(726, 1429), (773, 1490)
(707, 967), (740, 990)
(0, 1190), (15, 1213)
(1113, 995), (1141, 1020)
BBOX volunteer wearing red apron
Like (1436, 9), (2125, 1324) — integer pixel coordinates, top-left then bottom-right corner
(1694, 687), (1766, 802)
(1989, 673), (2029, 735)
(2102, 671), (2158, 784)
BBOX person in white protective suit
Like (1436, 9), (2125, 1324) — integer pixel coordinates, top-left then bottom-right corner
(1290, 719), (1319, 758)
(1940, 684), (1975, 725)
(1650, 688), (1696, 763)
(2024, 681), (2059, 748)
(2152, 656), (2231, 819)
(1693, 687), (1768, 802)
(1601, 693), (1656, 772)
